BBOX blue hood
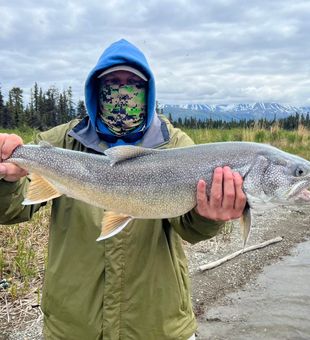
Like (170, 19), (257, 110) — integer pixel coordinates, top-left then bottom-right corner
(84, 39), (156, 143)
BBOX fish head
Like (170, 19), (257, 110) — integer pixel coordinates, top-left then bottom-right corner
(263, 155), (310, 204)
(243, 150), (310, 210)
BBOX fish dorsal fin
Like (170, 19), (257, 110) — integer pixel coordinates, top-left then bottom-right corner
(38, 141), (54, 148)
(104, 145), (157, 166)
(96, 212), (133, 241)
(239, 203), (252, 248)
(23, 173), (61, 205)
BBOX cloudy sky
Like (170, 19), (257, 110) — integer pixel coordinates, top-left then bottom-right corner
(1, 0), (310, 106)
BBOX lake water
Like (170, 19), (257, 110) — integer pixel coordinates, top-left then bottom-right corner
(198, 239), (310, 340)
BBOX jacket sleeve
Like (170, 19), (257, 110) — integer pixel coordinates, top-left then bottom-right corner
(0, 178), (43, 224)
(169, 210), (224, 244)
(160, 115), (224, 244)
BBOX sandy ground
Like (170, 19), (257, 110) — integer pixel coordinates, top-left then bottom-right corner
(1, 206), (310, 339)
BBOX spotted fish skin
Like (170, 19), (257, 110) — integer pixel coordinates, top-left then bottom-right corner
(6, 141), (310, 241)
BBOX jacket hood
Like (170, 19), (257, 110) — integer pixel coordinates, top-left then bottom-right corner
(84, 39), (156, 143)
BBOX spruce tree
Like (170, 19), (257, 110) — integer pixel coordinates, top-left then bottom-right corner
(76, 100), (87, 119)
(7, 87), (24, 128)
(45, 86), (59, 127)
(67, 87), (75, 120)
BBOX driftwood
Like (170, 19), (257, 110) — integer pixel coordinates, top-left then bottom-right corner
(199, 236), (283, 271)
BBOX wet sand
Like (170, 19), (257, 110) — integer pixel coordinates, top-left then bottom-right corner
(197, 239), (310, 339)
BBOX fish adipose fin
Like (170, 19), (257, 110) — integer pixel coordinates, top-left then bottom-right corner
(240, 203), (252, 247)
(23, 173), (61, 205)
(105, 145), (157, 166)
(96, 212), (133, 241)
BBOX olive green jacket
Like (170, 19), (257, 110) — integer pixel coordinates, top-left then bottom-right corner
(0, 118), (222, 340)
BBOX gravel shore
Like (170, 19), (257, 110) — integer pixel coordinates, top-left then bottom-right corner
(185, 205), (310, 337)
(1, 206), (310, 339)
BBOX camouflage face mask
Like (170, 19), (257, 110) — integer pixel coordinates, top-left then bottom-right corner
(98, 83), (147, 136)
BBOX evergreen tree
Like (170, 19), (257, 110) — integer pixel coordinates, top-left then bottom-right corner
(306, 113), (310, 128)
(27, 83), (41, 128)
(7, 87), (24, 128)
(76, 100), (87, 119)
(67, 87), (75, 120)
(58, 92), (67, 124)
(45, 86), (59, 127)
(1, 105), (13, 128)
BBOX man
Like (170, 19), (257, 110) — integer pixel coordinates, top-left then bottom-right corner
(0, 39), (246, 339)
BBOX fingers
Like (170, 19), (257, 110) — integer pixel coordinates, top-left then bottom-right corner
(195, 179), (209, 215)
(233, 172), (247, 211)
(195, 166), (246, 221)
(196, 179), (208, 206)
(0, 163), (28, 182)
(0, 133), (26, 182)
(221, 167), (235, 210)
(209, 167), (223, 209)
(0, 133), (7, 161)
(0, 133), (23, 160)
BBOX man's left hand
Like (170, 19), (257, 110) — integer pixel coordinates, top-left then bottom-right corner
(194, 166), (246, 221)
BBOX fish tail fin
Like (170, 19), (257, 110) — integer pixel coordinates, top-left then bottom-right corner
(96, 212), (133, 241)
(240, 203), (252, 248)
(23, 173), (61, 205)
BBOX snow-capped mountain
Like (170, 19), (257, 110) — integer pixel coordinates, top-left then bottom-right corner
(159, 102), (310, 121)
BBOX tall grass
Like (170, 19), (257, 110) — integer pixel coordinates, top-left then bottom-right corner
(184, 125), (310, 160)
(0, 127), (37, 144)
(0, 207), (49, 301)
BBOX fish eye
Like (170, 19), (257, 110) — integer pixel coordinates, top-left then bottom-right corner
(295, 166), (305, 177)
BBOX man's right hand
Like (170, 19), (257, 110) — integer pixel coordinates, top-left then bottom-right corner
(0, 133), (28, 182)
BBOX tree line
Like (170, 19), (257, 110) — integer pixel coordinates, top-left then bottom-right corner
(1, 84), (309, 131)
(0, 84), (86, 131)
(167, 112), (310, 130)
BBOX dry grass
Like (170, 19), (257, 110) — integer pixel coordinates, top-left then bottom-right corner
(0, 206), (50, 333)
(185, 125), (310, 160)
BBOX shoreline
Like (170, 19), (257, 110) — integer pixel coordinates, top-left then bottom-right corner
(186, 206), (310, 319)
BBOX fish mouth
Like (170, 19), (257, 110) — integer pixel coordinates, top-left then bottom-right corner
(294, 188), (310, 203)
(287, 179), (310, 204)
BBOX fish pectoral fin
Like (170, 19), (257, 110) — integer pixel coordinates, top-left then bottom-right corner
(104, 145), (157, 166)
(96, 212), (133, 241)
(240, 203), (252, 248)
(23, 173), (61, 205)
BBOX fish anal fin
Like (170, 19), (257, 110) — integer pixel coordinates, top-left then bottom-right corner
(240, 203), (252, 248)
(96, 212), (133, 241)
(23, 173), (61, 205)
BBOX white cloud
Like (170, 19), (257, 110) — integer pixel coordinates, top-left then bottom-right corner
(0, 0), (309, 106)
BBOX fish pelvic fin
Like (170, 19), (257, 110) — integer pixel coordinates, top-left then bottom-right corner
(240, 203), (252, 248)
(104, 145), (157, 166)
(96, 212), (133, 241)
(23, 173), (61, 205)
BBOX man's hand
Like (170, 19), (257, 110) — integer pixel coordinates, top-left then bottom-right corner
(195, 166), (246, 221)
(0, 133), (27, 182)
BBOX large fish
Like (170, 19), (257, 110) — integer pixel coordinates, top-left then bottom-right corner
(4, 141), (310, 244)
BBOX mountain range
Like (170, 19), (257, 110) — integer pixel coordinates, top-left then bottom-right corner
(159, 102), (310, 122)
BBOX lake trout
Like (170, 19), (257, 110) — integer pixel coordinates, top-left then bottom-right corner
(5, 141), (310, 244)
